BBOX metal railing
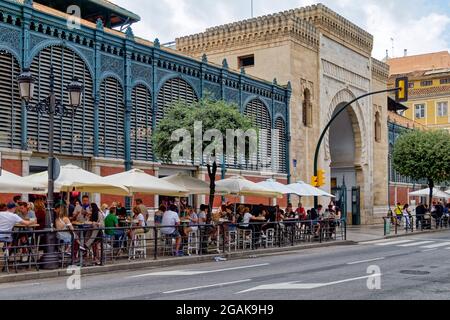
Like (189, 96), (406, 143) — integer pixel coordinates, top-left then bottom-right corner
(383, 213), (450, 236)
(0, 218), (346, 274)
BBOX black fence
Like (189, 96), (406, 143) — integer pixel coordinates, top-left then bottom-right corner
(0, 218), (346, 274)
(383, 213), (450, 236)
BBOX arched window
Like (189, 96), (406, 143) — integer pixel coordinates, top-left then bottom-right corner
(275, 118), (287, 173)
(156, 78), (198, 124)
(29, 46), (95, 155)
(244, 98), (271, 170)
(375, 111), (381, 143)
(0, 50), (22, 150)
(303, 88), (312, 127)
(131, 85), (152, 161)
(99, 77), (124, 159)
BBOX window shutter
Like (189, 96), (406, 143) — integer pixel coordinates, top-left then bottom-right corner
(131, 85), (152, 161)
(99, 77), (124, 159)
(275, 118), (287, 173)
(0, 51), (21, 150)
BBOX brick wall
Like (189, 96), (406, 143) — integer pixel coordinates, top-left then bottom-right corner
(100, 166), (125, 205)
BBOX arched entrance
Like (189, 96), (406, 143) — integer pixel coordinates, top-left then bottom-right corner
(328, 98), (365, 225)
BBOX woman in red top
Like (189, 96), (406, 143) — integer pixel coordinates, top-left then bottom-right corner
(34, 199), (46, 230)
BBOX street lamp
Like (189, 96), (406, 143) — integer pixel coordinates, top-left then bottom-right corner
(18, 66), (83, 269)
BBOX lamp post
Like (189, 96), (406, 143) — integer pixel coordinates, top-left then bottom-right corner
(18, 66), (83, 269)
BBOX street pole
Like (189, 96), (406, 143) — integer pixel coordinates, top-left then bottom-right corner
(313, 88), (401, 209)
(40, 67), (59, 269)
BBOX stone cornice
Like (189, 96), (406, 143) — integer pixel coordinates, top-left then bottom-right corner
(176, 4), (373, 57)
(371, 58), (390, 81)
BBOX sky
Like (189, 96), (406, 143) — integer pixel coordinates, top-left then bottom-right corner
(111, 0), (450, 60)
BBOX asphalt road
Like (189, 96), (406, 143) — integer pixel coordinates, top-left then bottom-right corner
(1, 232), (450, 300)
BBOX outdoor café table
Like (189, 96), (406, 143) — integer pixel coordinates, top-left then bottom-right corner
(72, 221), (94, 266)
(13, 223), (40, 270)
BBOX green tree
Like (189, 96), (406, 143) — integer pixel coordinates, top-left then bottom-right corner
(153, 97), (256, 217)
(393, 129), (450, 206)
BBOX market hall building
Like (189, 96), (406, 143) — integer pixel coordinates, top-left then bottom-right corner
(0, 0), (291, 208)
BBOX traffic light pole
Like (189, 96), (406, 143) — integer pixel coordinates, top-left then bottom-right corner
(313, 87), (401, 209)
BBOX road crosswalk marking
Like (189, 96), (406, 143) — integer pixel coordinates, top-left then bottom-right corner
(376, 240), (414, 246)
(420, 242), (450, 249)
(360, 239), (450, 250)
(398, 241), (435, 247)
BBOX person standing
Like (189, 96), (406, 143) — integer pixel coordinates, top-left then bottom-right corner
(402, 204), (411, 229)
(394, 203), (403, 225)
(415, 203), (426, 230)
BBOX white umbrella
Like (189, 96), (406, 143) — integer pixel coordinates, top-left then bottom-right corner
(287, 181), (335, 198)
(161, 173), (230, 195)
(103, 169), (189, 196)
(256, 179), (295, 195)
(24, 164), (129, 196)
(215, 175), (283, 198)
(0, 170), (46, 194)
(409, 188), (450, 199)
(446, 189), (450, 195)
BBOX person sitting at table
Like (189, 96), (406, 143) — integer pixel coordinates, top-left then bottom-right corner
(0, 202), (35, 246)
(116, 202), (127, 219)
(285, 203), (296, 219)
(309, 208), (321, 237)
(104, 207), (125, 249)
(85, 203), (105, 265)
(135, 199), (148, 224)
(154, 205), (165, 227)
(296, 203), (307, 220)
(183, 206), (199, 237)
(33, 199), (46, 231)
(54, 203), (86, 255)
(73, 196), (91, 223)
(16, 202), (37, 253)
(128, 207), (146, 243)
(161, 204), (182, 256)
(262, 207), (277, 234)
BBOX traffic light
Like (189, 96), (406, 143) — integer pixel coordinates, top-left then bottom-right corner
(395, 77), (409, 103)
(311, 175), (318, 187)
(317, 169), (326, 187)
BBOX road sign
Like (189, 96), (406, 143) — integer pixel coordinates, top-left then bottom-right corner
(395, 77), (409, 103)
(51, 157), (61, 180)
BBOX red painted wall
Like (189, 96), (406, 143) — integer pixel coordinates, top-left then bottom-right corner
(0, 159), (23, 204)
(100, 166), (125, 205)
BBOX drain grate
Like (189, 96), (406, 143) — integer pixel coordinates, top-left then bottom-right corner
(400, 270), (430, 275)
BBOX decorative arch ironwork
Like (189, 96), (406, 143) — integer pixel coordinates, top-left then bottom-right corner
(28, 45), (95, 156)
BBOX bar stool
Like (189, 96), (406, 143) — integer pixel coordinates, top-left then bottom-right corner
(238, 229), (252, 250)
(130, 233), (147, 260)
(227, 230), (238, 252)
(265, 228), (275, 248)
(187, 231), (199, 255)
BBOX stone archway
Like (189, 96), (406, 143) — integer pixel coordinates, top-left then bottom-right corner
(325, 89), (367, 225)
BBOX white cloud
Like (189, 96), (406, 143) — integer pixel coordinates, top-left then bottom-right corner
(111, 0), (450, 59)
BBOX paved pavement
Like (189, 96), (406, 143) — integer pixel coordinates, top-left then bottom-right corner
(1, 231), (449, 300)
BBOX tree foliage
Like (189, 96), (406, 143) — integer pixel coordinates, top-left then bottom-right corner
(153, 97), (255, 163)
(393, 129), (450, 205)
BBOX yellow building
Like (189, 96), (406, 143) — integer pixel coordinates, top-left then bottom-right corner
(388, 52), (450, 132)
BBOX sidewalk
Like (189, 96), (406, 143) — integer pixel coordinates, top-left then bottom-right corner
(346, 224), (385, 242)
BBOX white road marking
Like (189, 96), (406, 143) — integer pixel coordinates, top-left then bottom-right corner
(347, 257), (385, 265)
(128, 263), (269, 278)
(359, 239), (401, 245)
(237, 274), (382, 293)
(164, 279), (252, 294)
(422, 249), (438, 253)
(376, 240), (415, 246)
(420, 242), (450, 249)
(398, 241), (435, 247)
(0, 282), (41, 289)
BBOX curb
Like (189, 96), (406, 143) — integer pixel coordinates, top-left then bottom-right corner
(0, 240), (353, 284)
(384, 228), (450, 239)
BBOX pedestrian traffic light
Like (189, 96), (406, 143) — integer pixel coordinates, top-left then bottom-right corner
(395, 77), (409, 103)
(311, 175), (318, 187)
(317, 169), (326, 187)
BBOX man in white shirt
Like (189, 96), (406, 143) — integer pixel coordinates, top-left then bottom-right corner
(160, 204), (181, 256)
(0, 202), (34, 243)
